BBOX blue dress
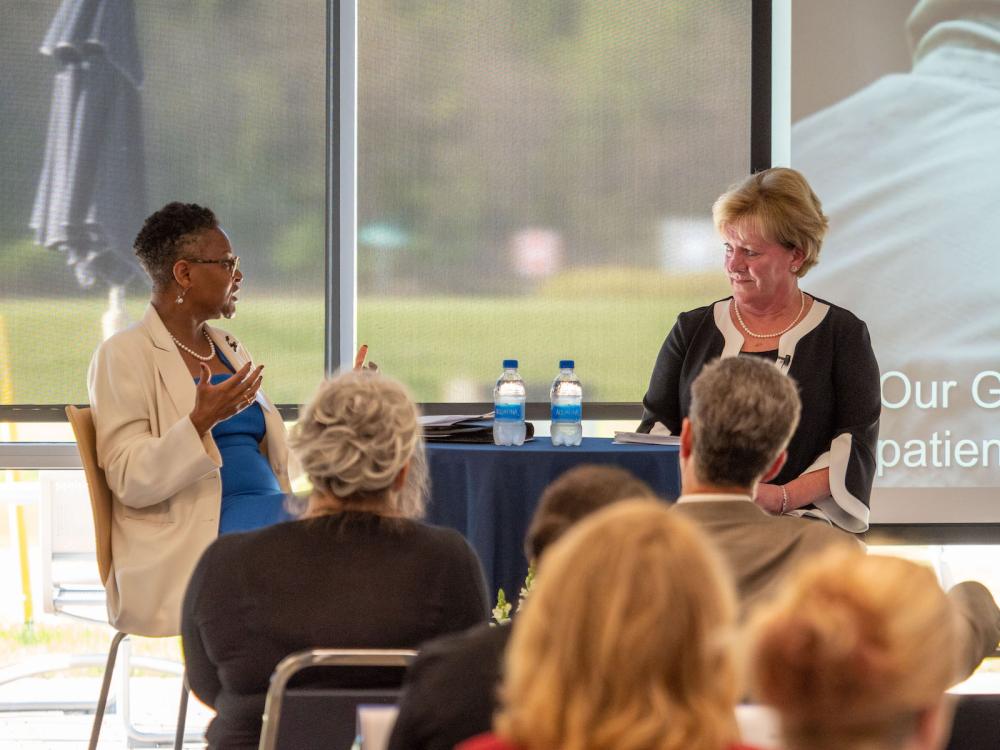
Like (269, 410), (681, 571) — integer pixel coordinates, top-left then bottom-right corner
(198, 352), (292, 534)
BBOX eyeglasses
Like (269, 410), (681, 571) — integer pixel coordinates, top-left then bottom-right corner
(183, 256), (240, 276)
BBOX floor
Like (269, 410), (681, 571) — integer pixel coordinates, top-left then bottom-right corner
(1, 664), (999, 749)
(0, 676), (212, 749)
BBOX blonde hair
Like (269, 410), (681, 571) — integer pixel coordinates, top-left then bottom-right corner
(496, 500), (739, 750)
(712, 167), (829, 277)
(748, 549), (961, 750)
(288, 370), (426, 518)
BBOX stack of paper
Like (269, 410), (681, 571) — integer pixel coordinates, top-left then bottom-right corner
(419, 414), (535, 443)
(613, 431), (680, 446)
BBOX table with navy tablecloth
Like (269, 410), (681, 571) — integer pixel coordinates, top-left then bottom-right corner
(424, 437), (681, 602)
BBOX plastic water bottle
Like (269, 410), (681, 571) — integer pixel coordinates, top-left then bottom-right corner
(550, 360), (582, 446)
(494, 359), (526, 446)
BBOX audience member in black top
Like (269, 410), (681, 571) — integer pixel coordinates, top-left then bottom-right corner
(387, 464), (657, 750)
(181, 370), (489, 750)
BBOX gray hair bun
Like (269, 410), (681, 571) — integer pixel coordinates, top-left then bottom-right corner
(289, 370), (421, 504)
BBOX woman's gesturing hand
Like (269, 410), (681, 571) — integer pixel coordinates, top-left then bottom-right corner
(189, 362), (264, 436)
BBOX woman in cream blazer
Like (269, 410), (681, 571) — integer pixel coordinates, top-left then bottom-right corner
(88, 203), (291, 637)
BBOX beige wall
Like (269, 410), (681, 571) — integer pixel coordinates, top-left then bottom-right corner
(792, 0), (916, 122)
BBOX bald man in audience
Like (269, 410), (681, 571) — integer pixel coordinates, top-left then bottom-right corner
(387, 464), (658, 750)
(674, 356), (1000, 677)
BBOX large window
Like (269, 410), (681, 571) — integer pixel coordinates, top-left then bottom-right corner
(2, 1), (757, 417)
(1, 0), (326, 412)
(356, 1), (754, 406)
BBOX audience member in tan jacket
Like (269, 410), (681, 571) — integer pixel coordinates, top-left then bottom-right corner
(672, 357), (999, 679)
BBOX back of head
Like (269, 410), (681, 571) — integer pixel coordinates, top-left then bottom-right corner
(524, 464), (657, 561)
(498, 500), (739, 750)
(712, 167), (828, 277)
(689, 356), (801, 489)
(748, 549), (960, 750)
(288, 370), (425, 518)
(134, 202), (218, 290)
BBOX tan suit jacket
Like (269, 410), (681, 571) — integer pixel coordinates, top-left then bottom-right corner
(674, 495), (1000, 678)
(673, 495), (860, 619)
(88, 305), (291, 637)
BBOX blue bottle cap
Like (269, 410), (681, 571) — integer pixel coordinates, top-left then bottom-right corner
(502, 359), (518, 368)
(559, 359), (574, 369)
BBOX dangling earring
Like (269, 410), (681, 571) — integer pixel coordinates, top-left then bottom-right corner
(176, 287), (189, 304)
(791, 266), (800, 273)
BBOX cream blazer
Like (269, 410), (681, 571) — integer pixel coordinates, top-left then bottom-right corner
(87, 305), (292, 637)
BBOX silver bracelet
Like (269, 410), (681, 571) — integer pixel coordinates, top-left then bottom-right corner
(780, 485), (789, 515)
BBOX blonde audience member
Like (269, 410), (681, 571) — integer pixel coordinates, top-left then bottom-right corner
(749, 549), (961, 750)
(389, 464), (659, 750)
(459, 501), (763, 750)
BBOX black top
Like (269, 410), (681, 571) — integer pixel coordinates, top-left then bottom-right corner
(181, 512), (490, 750)
(639, 297), (880, 531)
(388, 622), (512, 750)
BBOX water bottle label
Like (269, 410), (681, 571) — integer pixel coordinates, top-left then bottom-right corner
(551, 403), (582, 422)
(495, 402), (524, 422)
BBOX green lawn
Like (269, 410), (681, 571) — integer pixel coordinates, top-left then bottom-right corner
(1, 291), (719, 406)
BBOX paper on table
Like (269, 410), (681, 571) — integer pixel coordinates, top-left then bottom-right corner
(418, 414), (492, 428)
(613, 431), (681, 446)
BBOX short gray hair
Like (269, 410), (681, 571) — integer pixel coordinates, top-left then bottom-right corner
(288, 370), (427, 518)
(689, 357), (801, 488)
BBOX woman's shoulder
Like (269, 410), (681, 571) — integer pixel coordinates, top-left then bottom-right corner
(89, 322), (159, 390)
(664, 299), (730, 344)
(403, 519), (478, 555)
(809, 294), (870, 329)
(368, 519), (482, 578)
(91, 306), (176, 367)
(259, 513), (472, 552)
(92, 319), (153, 359)
(677, 298), (729, 324)
(200, 520), (292, 560)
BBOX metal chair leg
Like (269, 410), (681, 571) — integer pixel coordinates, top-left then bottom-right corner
(118, 639), (201, 748)
(89, 630), (127, 750)
(174, 671), (190, 750)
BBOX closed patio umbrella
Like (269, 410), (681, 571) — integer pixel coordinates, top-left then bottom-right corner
(30, 0), (146, 290)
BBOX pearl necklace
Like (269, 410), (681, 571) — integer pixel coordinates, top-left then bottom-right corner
(171, 329), (216, 362)
(733, 291), (806, 339)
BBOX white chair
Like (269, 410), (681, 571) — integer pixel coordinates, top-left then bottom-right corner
(39, 469), (106, 622)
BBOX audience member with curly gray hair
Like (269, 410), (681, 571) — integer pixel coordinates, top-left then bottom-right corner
(289, 369), (427, 519)
(182, 370), (489, 750)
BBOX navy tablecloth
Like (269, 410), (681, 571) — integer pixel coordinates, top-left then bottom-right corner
(425, 437), (680, 604)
